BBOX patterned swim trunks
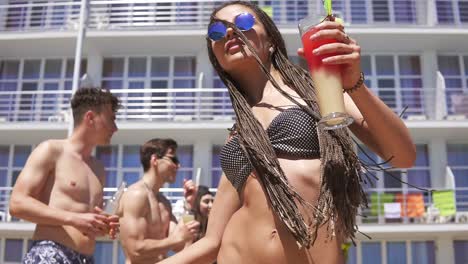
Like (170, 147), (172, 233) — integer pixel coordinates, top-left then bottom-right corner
(23, 240), (94, 264)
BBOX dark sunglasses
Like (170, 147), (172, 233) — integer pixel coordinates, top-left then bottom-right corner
(207, 12), (255, 41)
(163, 155), (180, 165)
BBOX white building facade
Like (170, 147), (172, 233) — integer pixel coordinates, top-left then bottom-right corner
(0, 0), (467, 263)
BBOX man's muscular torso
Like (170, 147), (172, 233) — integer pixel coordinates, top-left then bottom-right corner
(119, 182), (173, 264)
(33, 140), (104, 255)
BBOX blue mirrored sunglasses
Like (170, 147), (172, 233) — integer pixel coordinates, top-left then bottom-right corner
(207, 12), (255, 41)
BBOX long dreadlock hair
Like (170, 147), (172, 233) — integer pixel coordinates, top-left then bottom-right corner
(207, 1), (367, 248)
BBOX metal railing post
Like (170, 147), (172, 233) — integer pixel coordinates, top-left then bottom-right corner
(197, 72), (204, 120)
(68, 0), (89, 136)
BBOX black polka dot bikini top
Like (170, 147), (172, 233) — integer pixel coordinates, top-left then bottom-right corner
(220, 107), (321, 192)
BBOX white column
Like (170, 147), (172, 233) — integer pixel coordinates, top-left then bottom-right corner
(430, 139), (447, 189)
(436, 238), (455, 264)
(86, 47), (103, 87)
(192, 139), (212, 187)
(197, 45), (215, 120)
(421, 50), (438, 119)
(197, 48), (212, 89)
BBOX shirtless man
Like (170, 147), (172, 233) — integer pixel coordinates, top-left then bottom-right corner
(118, 138), (200, 264)
(9, 87), (120, 263)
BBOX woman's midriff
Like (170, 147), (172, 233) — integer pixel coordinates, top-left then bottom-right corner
(217, 158), (345, 264)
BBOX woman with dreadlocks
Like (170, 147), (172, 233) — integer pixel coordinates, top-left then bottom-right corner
(162, 1), (415, 263)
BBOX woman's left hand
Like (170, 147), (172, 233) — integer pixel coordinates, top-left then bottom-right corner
(297, 21), (362, 89)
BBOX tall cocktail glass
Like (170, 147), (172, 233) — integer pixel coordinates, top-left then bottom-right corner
(298, 12), (353, 130)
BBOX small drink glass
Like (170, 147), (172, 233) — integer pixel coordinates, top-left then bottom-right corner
(104, 181), (126, 215)
(181, 213), (195, 224)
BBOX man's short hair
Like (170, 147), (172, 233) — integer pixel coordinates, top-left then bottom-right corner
(140, 138), (178, 172)
(70, 87), (120, 125)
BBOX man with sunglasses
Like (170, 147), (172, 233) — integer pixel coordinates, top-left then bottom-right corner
(118, 138), (200, 264)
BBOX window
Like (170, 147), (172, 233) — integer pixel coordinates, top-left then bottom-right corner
(408, 144), (431, 188)
(461, 1), (468, 23)
(437, 0), (455, 23)
(118, 243), (126, 264)
(6, 0), (28, 30)
(393, 0), (417, 23)
(4, 239), (23, 262)
(358, 144), (430, 189)
(169, 145), (193, 188)
(365, 54), (424, 117)
(359, 240), (436, 264)
(350, 0), (368, 23)
(447, 144), (468, 211)
(361, 242), (382, 264)
(387, 241), (407, 263)
(211, 145), (223, 187)
(0, 146), (9, 215)
(436, 0), (468, 24)
(94, 241), (114, 263)
(212, 71), (233, 117)
(257, 1), (308, 24)
(0, 147), (8, 189)
(10, 145), (32, 198)
(0, 58), (86, 122)
(285, 1), (308, 22)
(372, 0), (416, 23)
(95, 144), (193, 189)
(173, 57), (197, 116)
(0, 144), (33, 205)
(358, 144), (430, 223)
(96, 145), (119, 189)
(0, 60), (19, 121)
(412, 241), (436, 264)
(122, 145), (141, 186)
(5, 0), (74, 30)
(175, 2), (199, 23)
(437, 55), (468, 116)
(372, 0), (391, 22)
(346, 243), (357, 264)
(454, 240), (468, 263)
(101, 56), (197, 120)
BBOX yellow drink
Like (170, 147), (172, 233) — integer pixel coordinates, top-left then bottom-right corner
(182, 214), (195, 223)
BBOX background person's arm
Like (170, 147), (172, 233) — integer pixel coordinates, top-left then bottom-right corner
(120, 188), (194, 263)
(9, 140), (108, 237)
(159, 175), (241, 264)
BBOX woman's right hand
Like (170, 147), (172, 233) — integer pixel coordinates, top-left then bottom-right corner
(183, 179), (197, 207)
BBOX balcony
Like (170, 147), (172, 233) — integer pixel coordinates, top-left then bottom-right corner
(0, 88), (235, 123)
(0, 85), (467, 124)
(0, 0), (467, 33)
(1, 186), (467, 225)
(357, 187), (468, 225)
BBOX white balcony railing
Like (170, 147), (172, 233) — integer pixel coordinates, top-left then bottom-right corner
(357, 187), (468, 225)
(0, 88), (235, 123)
(1, 87), (466, 123)
(0, 0), (467, 32)
(1, 186), (467, 224)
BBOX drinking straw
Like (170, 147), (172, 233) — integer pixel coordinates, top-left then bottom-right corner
(324, 0), (332, 16)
